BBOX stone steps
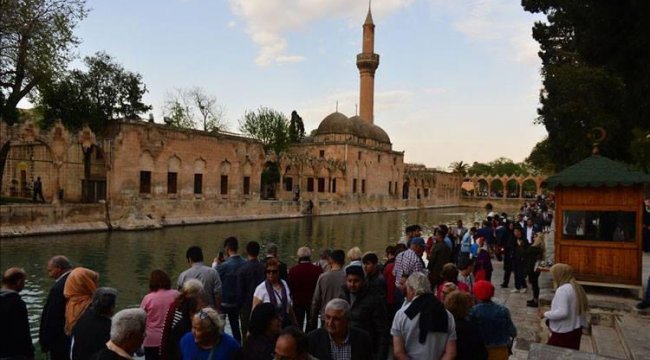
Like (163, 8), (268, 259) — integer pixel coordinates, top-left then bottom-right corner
(591, 324), (627, 359)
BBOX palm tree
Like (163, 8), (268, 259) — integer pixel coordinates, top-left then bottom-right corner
(449, 161), (470, 176)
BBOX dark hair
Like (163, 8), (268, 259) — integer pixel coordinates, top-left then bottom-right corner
(457, 257), (475, 271)
(395, 243), (407, 253)
(469, 226), (477, 233)
(149, 269), (172, 292)
(248, 303), (279, 336)
(279, 326), (308, 354)
(246, 241), (260, 257)
(413, 225), (422, 232)
(405, 225), (414, 234)
(362, 252), (379, 265)
(441, 263), (459, 282)
(513, 225), (524, 233)
(330, 249), (345, 266)
(439, 224), (448, 235)
(186, 246), (204, 262)
(385, 246), (396, 257)
(265, 258), (280, 270)
(224, 236), (239, 252)
(92, 287), (118, 316)
(49, 256), (72, 270)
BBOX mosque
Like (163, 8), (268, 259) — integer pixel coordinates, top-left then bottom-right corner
(0, 8), (460, 232)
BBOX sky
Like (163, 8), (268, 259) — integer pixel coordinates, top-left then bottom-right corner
(59, 0), (549, 169)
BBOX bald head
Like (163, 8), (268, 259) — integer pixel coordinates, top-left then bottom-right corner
(47, 255), (72, 279)
(2, 267), (27, 292)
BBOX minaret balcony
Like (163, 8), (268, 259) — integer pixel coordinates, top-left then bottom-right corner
(356, 53), (380, 69)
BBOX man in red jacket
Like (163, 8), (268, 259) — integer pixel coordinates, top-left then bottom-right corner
(288, 247), (322, 332)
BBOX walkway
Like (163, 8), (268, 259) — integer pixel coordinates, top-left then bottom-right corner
(488, 230), (650, 359)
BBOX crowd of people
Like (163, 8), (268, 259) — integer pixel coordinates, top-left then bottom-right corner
(2, 199), (598, 360)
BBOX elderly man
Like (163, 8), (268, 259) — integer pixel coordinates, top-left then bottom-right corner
(276, 327), (317, 360)
(40, 255), (73, 360)
(310, 249), (346, 329)
(393, 237), (426, 295)
(288, 246), (322, 331)
(0, 267), (34, 360)
(307, 299), (372, 360)
(391, 272), (457, 360)
(340, 265), (388, 360)
(180, 307), (240, 359)
(177, 246), (222, 309)
(90, 308), (147, 359)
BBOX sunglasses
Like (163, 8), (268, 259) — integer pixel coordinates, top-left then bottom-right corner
(197, 309), (217, 329)
(266, 269), (279, 274)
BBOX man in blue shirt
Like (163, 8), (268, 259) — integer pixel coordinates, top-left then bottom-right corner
(216, 236), (246, 343)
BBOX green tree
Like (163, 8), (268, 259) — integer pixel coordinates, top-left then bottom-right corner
(289, 110), (305, 143)
(163, 100), (194, 129)
(448, 161), (470, 176)
(525, 137), (556, 175)
(239, 107), (290, 157)
(523, 1), (650, 170)
(0, 0), (88, 124)
(36, 52), (152, 130)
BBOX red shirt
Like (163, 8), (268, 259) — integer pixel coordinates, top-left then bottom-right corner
(288, 261), (322, 306)
(383, 260), (396, 304)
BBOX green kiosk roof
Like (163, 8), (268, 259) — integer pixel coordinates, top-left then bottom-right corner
(544, 155), (650, 189)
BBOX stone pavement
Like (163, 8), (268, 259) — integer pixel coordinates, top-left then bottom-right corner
(487, 230), (650, 360)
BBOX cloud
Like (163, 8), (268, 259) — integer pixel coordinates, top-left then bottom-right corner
(228, 0), (415, 66)
(431, 0), (542, 64)
(227, 20), (237, 28)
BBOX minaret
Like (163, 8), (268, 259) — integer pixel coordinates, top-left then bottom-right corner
(357, 2), (380, 124)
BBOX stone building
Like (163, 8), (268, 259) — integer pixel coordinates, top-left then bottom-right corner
(0, 7), (461, 234)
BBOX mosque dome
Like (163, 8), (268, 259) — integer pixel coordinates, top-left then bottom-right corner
(315, 112), (391, 144)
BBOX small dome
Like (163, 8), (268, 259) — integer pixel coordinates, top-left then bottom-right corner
(315, 112), (390, 144)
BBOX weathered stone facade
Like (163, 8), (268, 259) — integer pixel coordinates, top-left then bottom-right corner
(0, 8), (462, 236)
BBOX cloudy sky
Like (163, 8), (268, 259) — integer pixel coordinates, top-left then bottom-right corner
(69, 0), (547, 168)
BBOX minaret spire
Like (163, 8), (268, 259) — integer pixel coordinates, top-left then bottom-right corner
(357, 0), (379, 123)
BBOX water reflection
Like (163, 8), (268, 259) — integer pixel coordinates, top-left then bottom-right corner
(0, 206), (484, 349)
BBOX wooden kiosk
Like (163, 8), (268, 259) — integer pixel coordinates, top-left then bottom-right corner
(545, 150), (650, 295)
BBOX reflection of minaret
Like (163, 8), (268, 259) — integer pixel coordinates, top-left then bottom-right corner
(357, 2), (380, 124)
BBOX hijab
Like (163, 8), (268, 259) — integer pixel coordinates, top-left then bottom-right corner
(550, 263), (588, 315)
(63, 267), (99, 334)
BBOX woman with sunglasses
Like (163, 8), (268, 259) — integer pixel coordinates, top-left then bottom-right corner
(252, 258), (297, 328)
(179, 307), (240, 359)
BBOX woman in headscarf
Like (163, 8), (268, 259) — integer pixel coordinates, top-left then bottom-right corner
(63, 267), (99, 335)
(541, 263), (588, 350)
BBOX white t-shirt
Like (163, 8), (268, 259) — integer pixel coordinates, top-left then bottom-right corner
(253, 280), (293, 308)
(391, 299), (457, 359)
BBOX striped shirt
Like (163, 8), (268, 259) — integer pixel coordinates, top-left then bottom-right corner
(393, 249), (424, 286)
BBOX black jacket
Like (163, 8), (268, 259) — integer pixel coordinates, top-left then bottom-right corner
(71, 308), (111, 360)
(40, 272), (70, 354)
(340, 284), (389, 360)
(307, 327), (372, 360)
(0, 289), (35, 358)
(455, 317), (488, 360)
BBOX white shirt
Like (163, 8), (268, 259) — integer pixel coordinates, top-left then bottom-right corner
(390, 298), (456, 359)
(253, 280), (292, 308)
(544, 283), (587, 333)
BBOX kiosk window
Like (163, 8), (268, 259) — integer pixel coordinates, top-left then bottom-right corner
(562, 210), (636, 242)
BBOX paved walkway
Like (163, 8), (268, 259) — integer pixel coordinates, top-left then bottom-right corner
(488, 230), (650, 360)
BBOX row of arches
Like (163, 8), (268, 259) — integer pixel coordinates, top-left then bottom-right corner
(462, 175), (546, 199)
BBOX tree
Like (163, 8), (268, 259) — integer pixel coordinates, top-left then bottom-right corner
(239, 107), (290, 157)
(0, 0), (88, 124)
(525, 137), (556, 175)
(523, 1), (650, 171)
(289, 110), (305, 142)
(36, 52), (152, 131)
(162, 87), (226, 131)
(448, 161), (470, 176)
